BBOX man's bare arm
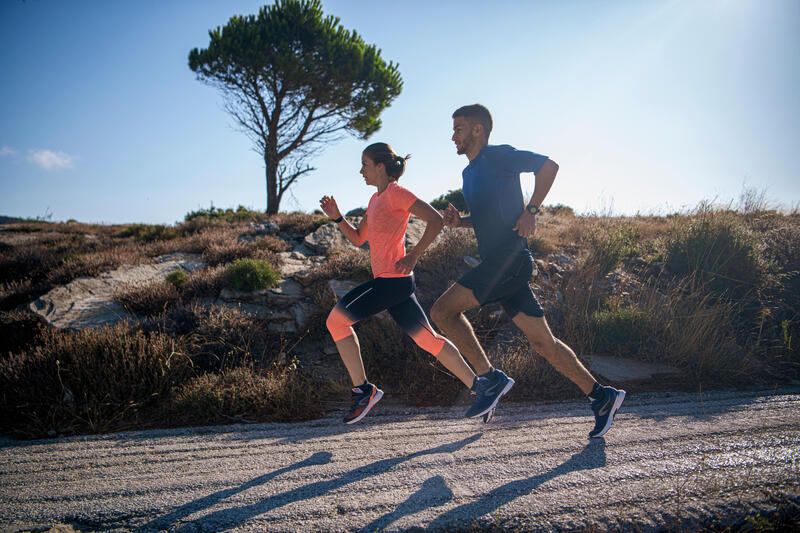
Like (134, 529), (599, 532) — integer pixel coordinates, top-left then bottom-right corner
(513, 159), (559, 237)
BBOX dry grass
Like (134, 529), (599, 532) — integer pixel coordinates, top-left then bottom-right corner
(168, 364), (326, 425)
(2, 205), (799, 437)
(270, 211), (328, 235)
(0, 323), (191, 438)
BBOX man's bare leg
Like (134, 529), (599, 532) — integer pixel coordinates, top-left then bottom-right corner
(434, 339), (477, 388)
(511, 313), (596, 394)
(431, 283), (493, 376)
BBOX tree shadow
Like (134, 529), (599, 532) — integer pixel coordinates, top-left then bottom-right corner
(359, 475), (453, 533)
(171, 433), (482, 532)
(140, 450), (332, 531)
(427, 438), (606, 531)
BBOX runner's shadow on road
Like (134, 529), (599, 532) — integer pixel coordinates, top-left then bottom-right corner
(140, 450), (333, 532)
(358, 475), (453, 533)
(170, 433), (482, 533)
(427, 438), (606, 531)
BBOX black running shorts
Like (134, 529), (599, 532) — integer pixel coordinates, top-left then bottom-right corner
(457, 249), (544, 318)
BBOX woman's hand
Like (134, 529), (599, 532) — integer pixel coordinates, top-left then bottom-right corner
(319, 196), (342, 220)
(394, 251), (419, 275)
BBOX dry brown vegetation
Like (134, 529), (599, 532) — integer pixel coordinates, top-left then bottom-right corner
(1, 204), (799, 438)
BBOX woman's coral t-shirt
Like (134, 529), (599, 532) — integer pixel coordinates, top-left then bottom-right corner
(364, 181), (418, 278)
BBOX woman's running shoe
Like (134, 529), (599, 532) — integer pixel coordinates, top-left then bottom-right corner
(344, 383), (383, 424)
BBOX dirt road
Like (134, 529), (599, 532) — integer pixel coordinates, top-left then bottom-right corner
(1, 389), (799, 532)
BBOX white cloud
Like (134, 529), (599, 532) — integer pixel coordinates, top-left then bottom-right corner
(28, 149), (75, 170)
(0, 146), (16, 157)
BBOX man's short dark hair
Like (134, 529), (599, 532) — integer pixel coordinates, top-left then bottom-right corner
(452, 104), (493, 138)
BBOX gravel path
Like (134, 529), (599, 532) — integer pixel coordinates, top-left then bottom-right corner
(1, 389), (799, 532)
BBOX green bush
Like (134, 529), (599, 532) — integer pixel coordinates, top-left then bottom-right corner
(227, 258), (280, 292)
(117, 224), (179, 242)
(585, 224), (650, 276)
(430, 189), (469, 213)
(544, 204), (575, 217)
(665, 213), (767, 300)
(166, 269), (189, 289)
(184, 205), (262, 222)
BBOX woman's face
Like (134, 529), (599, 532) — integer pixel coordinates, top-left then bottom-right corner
(360, 153), (383, 187)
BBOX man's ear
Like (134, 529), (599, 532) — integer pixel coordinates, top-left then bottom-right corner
(473, 123), (485, 139)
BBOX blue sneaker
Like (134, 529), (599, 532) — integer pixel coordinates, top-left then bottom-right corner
(589, 386), (626, 438)
(344, 383), (383, 424)
(465, 369), (515, 419)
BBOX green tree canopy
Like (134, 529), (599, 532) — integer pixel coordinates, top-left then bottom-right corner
(189, 0), (403, 213)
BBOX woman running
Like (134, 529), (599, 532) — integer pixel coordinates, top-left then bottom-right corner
(320, 142), (512, 424)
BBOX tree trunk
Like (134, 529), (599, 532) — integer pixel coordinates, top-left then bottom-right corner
(265, 154), (280, 215)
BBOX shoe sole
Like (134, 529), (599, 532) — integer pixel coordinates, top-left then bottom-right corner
(590, 389), (626, 438)
(344, 389), (383, 425)
(470, 378), (515, 419)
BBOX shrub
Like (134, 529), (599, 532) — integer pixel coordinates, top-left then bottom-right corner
(0, 324), (191, 438)
(585, 224), (649, 276)
(183, 265), (228, 299)
(430, 189), (468, 212)
(665, 212), (768, 300)
(168, 365), (325, 425)
(528, 235), (556, 256)
(227, 258), (280, 292)
(180, 304), (275, 371)
(140, 304), (276, 371)
(271, 211), (329, 234)
(544, 204), (575, 217)
(0, 309), (45, 357)
(115, 280), (181, 316)
(117, 224), (179, 242)
(184, 205), (263, 223)
(166, 269), (189, 289)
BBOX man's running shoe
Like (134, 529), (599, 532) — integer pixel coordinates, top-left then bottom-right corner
(465, 369), (515, 419)
(343, 383), (383, 424)
(589, 386), (626, 438)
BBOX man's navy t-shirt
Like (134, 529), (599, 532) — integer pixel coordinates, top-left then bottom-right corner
(461, 144), (548, 259)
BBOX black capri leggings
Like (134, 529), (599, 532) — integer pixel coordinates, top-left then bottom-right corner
(325, 275), (445, 355)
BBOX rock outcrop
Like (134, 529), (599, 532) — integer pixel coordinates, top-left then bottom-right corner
(28, 253), (205, 330)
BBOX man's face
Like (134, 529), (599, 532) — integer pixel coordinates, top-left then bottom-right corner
(452, 116), (480, 155)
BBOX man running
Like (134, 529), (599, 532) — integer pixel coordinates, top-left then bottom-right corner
(430, 104), (625, 438)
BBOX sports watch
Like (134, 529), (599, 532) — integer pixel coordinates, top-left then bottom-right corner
(526, 204), (541, 216)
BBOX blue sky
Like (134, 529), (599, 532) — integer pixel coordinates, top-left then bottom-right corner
(1, 0), (798, 224)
